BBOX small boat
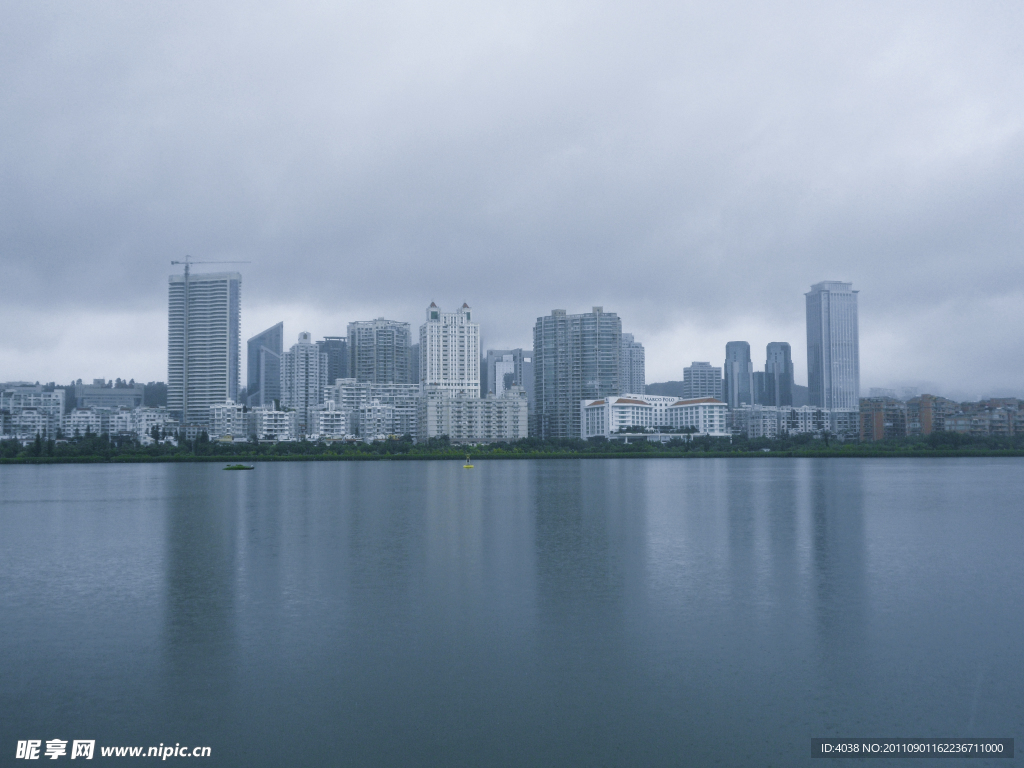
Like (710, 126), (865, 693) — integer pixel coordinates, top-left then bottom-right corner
(463, 454), (474, 469)
(224, 464), (255, 471)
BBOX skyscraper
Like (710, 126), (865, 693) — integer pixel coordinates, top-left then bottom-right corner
(247, 322), (283, 407)
(168, 270), (241, 424)
(483, 348), (531, 397)
(764, 342), (794, 407)
(282, 332), (327, 435)
(806, 281), (860, 409)
(420, 303), (480, 397)
(533, 307), (621, 439)
(348, 319), (412, 384)
(683, 362), (723, 400)
(316, 336), (348, 386)
(620, 333), (646, 395)
(723, 341), (753, 409)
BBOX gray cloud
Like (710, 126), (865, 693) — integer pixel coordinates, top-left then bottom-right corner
(2, 1), (1022, 395)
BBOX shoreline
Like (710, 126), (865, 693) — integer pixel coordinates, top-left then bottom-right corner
(4, 449), (1024, 465)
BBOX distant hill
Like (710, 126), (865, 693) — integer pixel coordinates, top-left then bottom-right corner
(644, 381), (687, 397)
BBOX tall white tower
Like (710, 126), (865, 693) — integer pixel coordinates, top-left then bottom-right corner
(282, 332), (328, 435)
(806, 281), (860, 410)
(167, 270), (241, 425)
(419, 303), (480, 397)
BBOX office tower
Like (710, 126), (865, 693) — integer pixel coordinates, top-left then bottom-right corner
(247, 322), (283, 407)
(316, 336), (348, 385)
(806, 281), (860, 409)
(282, 332), (328, 435)
(682, 362), (723, 400)
(763, 342), (794, 407)
(533, 307), (622, 439)
(420, 303), (480, 397)
(620, 333), (646, 395)
(753, 371), (767, 405)
(168, 269), (241, 424)
(348, 318), (412, 384)
(723, 341), (753, 409)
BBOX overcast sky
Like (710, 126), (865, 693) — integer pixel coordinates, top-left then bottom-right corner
(2, 1), (1022, 399)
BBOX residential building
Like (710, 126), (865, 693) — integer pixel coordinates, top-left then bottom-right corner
(348, 318), (412, 384)
(418, 387), (528, 443)
(317, 336), (348, 385)
(906, 394), (958, 435)
(252, 406), (299, 441)
(310, 401), (348, 439)
(420, 303), (480, 397)
(247, 322), (283, 407)
(620, 334), (646, 396)
(282, 332), (327, 435)
(168, 269), (242, 424)
(730, 405), (858, 439)
(533, 307), (622, 439)
(682, 362), (723, 400)
(724, 341), (754, 409)
(807, 281), (860, 409)
(323, 379), (421, 440)
(209, 402), (253, 440)
(859, 398), (908, 441)
(0, 387), (65, 439)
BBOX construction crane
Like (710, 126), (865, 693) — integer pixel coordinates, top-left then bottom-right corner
(171, 256), (251, 426)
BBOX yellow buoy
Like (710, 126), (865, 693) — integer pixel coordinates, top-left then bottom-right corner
(463, 454), (474, 468)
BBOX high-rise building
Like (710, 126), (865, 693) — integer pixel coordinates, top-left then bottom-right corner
(168, 269), (241, 424)
(723, 341), (753, 409)
(483, 349), (532, 397)
(683, 362), (723, 400)
(317, 336), (348, 386)
(282, 332), (327, 435)
(806, 281), (860, 409)
(763, 342), (794, 407)
(420, 303), (480, 397)
(533, 307), (622, 439)
(408, 343), (420, 385)
(348, 318), (412, 384)
(620, 334), (646, 396)
(247, 322), (283, 407)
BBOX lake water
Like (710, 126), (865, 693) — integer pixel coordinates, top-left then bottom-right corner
(1, 459), (1021, 766)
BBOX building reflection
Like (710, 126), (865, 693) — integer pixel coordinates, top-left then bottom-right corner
(161, 465), (240, 731)
(809, 459), (866, 673)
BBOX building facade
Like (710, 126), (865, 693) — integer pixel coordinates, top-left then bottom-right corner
(317, 336), (348, 386)
(247, 322), (283, 407)
(619, 334), (646, 396)
(581, 395), (729, 438)
(282, 332), (328, 435)
(533, 307), (622, 439)
(0, 387), (65, 439)
(723, 341), (754, 409)
(806, 281), (860, 409)
(168, 270), (242, 424)
(348, 318), (412, 384)
(420, 303), (480, 397)
(682, 362), (723, 400)
(763, 342), (794, 407)
(324, 379), (421, 440)
(418, 387), (528, 443)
